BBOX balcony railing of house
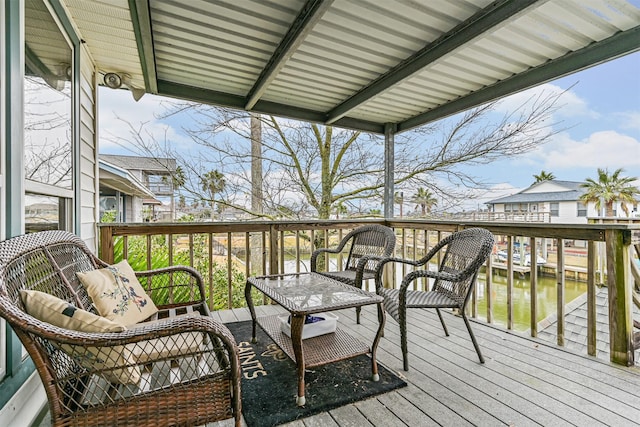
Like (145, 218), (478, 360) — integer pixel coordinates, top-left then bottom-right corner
(146, 182), (173, 195)
(98, 219), (639, 366)
(433, 211), (551, 222)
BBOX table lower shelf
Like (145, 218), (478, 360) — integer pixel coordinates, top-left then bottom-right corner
(257, 314), (370, 368)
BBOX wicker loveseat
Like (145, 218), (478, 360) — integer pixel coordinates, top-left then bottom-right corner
(0, 230), (241, 427)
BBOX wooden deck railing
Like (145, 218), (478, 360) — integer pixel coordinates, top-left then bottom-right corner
(99, 219), (639, 366)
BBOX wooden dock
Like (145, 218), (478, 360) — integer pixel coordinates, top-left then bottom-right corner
(205, 304), (640, 427)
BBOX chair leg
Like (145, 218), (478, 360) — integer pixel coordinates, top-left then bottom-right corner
(399, 306), (409, 371)
(435, 308), (449, 336)
(356, 306), (361, 324)
(462, 313), (485, 363)
(377, 305), (385, 337)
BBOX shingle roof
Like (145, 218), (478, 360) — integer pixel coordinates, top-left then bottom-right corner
(100, 154), (176, 173)
(487, 190), (584, 204)
(486, 180), (585, 204)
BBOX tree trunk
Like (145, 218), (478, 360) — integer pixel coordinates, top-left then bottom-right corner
(250, 113), (263, 275)
(606, 202), (614, 217)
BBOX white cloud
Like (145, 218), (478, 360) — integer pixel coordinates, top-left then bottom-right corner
(538, 130), (640, 169)
(616, 111), (640, 132)
(461, 183), (522, 210)
(98, 88), (191, 152)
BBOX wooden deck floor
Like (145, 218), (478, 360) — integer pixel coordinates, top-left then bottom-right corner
(208, 304), (640, 427)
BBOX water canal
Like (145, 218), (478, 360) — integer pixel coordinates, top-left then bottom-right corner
(475, 272), (587, 332)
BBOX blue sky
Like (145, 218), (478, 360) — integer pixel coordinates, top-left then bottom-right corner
(100, 51), (640, 209)
(467, 51), (640, 189)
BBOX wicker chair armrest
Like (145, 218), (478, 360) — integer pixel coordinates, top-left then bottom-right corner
(373, 256), (422, 293)
(354, 255), (392, 285)
(133, 265), (208, 308)
(310, 247), (342, 271)
(398, 269), (460, 292)
(134, 264), (202, 278)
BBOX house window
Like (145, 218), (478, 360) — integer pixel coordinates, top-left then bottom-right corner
(577, 202), (587, 217)
(504, 203), (512, 212)
(1, 0), (75, 385)
(550, 202), (559, 217)
(24, 0), (73, 229)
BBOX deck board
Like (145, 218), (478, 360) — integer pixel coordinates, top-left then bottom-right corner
(328, 404), (374, 426)
(389, 309), (636, 425)
(215, 304), (640, 427)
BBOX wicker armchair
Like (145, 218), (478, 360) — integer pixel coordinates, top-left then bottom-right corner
(0, 230), (241, 427)
(374, 228), (494, 371)
(311, 225), (396, 324)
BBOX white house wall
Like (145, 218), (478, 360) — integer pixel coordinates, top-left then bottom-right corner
(550, 201), (583, 224)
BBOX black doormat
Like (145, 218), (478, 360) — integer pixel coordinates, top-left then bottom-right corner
(225, 320), (407, 427)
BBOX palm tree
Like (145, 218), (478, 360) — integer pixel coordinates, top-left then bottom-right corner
(579, 168), (639, 217)
(334, 201), (348, 219)
(200, 170), (226, 219)
(533, 170), (555, 183)
(411, 187), (438, 216)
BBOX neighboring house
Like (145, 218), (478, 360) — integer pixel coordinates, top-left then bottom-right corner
(98, 159), (158, 222)
(100, 155), (177, 221)
(486, 180), (595, 224)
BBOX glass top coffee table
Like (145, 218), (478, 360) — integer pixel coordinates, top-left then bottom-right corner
(245, 272), (385, 406)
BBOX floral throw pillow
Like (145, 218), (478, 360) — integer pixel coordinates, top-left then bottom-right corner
(77, 260), (158, 326)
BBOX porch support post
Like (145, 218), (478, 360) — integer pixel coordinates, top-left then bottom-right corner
(383, 123), (396, 219)
(3, 0), (24, 239)
(605, 228), (634, 366)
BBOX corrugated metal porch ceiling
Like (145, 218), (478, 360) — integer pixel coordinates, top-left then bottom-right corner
(65, 0), (640, 134)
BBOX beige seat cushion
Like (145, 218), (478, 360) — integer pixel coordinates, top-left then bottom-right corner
(77, 260), (158, 326)
(128, 331), (204, 364)
(128, 312), (204, 363)
(20, 290), (140, 385)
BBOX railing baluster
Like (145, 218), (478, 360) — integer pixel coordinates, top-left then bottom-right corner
(145, 235), (151, 270)
(245, 232), (251, 278)
(530, 237), (538, 337)
(189, 233), (194, 267)
(557, 238), (565, 346)
(269, 224), (278, 275)
(168, 233), (174, 304)
(324, 229), (329, 271)
(295, 230), (300, 273)
(168, 233), (174, 267)
(485, 247), (493, 324)
(400, 228), (408, 288)
(261, 231), (267, 276)
(337, 228), (343, 274)
(227, 232), (233, 310)
(209, 233), (214, 310)
(279, 230), (285, 274)
(506, 236), (513, 330)
(587, 240), (596, 356)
